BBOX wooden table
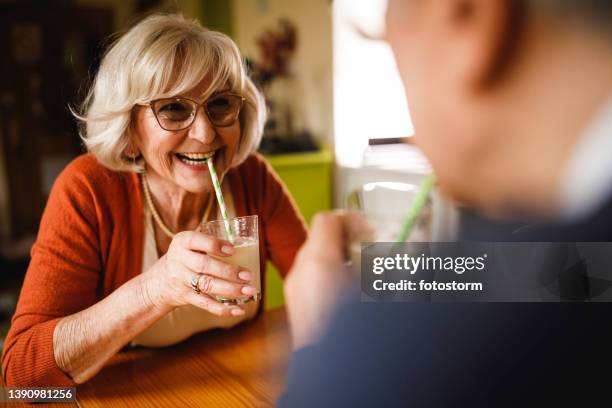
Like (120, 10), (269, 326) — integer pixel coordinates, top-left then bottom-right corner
(2, 308), (291, 407)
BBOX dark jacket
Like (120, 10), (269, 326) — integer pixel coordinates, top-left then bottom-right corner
(278, 193), (612, 407)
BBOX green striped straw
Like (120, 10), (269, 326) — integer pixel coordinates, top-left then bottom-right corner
(396, 174), (436, 242)
(206, 158), (234, 241)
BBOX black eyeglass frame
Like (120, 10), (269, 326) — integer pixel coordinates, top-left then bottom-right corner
(143, 92), (246, 131)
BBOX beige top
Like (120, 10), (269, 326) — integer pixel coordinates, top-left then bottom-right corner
(131, 180), (259, 347)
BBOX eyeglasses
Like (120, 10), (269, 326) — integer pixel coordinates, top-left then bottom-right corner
(145, 93), (245, 131)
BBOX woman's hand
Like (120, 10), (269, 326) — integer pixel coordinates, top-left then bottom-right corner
(142, 231), (257, 317)
(51, 231), (255, 384)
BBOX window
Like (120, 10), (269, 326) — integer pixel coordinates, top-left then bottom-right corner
(333, 0), (413, 168)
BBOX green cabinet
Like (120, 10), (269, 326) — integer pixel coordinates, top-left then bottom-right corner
(263, 148), (334, 309)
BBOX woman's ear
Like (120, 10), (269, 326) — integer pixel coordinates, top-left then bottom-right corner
(124, 145), (140, 159)
(443, 0), (524, 90)
(124, 111), (142, 159)
(123, 133), (142, 164)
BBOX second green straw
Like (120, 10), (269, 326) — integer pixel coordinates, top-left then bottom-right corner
(396, 174), (436, 243)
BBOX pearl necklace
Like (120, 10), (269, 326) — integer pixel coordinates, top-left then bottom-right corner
(141, 172), (213, 238)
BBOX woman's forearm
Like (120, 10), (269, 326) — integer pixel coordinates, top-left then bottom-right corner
(53, 273), (169, 384)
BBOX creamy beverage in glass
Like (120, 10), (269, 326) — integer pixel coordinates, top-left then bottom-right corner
(201, 215), (261, 304)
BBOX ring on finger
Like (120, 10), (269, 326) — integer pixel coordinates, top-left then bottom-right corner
(190, 274), (202, 294)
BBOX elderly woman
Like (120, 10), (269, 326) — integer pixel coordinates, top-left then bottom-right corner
(2, 14), (307, 386)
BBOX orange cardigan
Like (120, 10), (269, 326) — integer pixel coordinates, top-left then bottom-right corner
(2, 153), (307, 386)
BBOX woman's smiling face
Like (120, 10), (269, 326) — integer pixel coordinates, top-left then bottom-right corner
(133, 80), (241, 194)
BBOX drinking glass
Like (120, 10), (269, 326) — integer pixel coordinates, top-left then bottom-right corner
(200, 215), (261, 304)
(346, 180), (458, 275)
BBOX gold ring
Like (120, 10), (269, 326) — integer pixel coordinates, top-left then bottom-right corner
(190, 275), (202, 294)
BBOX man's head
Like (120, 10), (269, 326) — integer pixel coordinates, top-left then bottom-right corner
(385, 0), (612, 218)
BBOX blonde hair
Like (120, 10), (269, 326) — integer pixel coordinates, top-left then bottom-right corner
(74, 14), (266, 172)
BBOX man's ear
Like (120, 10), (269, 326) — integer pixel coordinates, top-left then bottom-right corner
(440, 0), (523, 90)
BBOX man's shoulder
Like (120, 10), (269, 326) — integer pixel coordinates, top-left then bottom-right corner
(460, 191), (612, 241)
(519, 192), (612, 241)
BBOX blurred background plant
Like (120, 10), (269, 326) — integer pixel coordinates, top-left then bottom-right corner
(248, 18), (296, 87)
(246, 19), (318, 154)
